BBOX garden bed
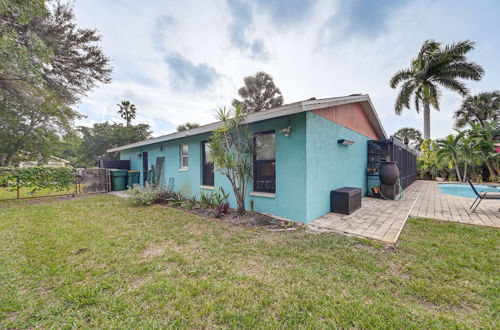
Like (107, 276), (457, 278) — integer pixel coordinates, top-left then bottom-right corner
(159, 203), (301, 231)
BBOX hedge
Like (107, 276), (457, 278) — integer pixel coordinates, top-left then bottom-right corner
(0, 167), (75, 193)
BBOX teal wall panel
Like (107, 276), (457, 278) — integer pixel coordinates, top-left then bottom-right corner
(120, 113), (307, 222)
(305, 111), (370, 222)
(119, 111), (371, 223)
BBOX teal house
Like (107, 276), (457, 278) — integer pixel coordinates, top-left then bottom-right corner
(108, 95), (387, 223)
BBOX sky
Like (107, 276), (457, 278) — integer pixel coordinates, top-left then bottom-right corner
(73, 0), (499, 139)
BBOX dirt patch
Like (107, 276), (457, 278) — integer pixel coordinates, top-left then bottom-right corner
(141, 243), (166, 258)
(158, 204), (303, 231)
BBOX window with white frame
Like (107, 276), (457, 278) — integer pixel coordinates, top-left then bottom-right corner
(253, 131), (276, 193)
(180, 144), (189, 169)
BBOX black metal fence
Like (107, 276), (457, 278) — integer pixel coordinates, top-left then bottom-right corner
(367, 137), (418, 195)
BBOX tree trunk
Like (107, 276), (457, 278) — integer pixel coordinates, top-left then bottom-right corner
(462, 163), (468, 182)
(423, 100), (431, 140)
(455, 165), (462, 182)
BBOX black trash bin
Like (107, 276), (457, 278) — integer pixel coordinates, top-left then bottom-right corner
(331, 187), (362, 215)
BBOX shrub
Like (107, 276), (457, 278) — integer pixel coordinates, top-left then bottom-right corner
(0, 167), (75, 193)
(129, 184), (160, 206)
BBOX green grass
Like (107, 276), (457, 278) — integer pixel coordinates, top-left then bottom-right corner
(0, 187), (73, 200)
(0, 195), (498, 328)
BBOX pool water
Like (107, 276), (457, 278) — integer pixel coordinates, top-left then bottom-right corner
(439, 183), (500, 198)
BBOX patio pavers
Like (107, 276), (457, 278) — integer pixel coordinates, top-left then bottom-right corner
(410, 181), (500, 228)
(307, 181), (500, 243)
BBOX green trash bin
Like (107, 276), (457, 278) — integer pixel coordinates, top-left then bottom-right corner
(127, 170), (140, 188)
(110, 169), (128, 191)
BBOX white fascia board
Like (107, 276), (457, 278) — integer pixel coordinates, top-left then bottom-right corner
(107, 94), (386, 152)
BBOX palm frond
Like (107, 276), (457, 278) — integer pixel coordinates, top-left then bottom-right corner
(428, 83), (441, 111)
(394, 81), (417, 115)
(389, 69), (413, 88)
(435, 78), (468, 96)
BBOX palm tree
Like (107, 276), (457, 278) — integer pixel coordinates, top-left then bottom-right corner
(176, 122), (200, 132)
(436, 134), (464, 182)
(454, 91), (500, 128)
(232, 71), (284, 114)
(117, 100), (137, 126)
(390, 40), (484, 139)
(468, 122), (500, 178)
(394, 127), (423, 149)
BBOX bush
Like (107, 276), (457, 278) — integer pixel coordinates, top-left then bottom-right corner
(0, 167), (75, 193)
(128, 184), (160, 206)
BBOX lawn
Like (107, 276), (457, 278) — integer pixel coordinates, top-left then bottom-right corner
(0, 195), (498, 328)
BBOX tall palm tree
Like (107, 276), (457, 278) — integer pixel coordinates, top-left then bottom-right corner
(454, 91), (500, 128)
(117, 100), (137, 126)
(390, 40), (484, 139)
(394, 127), (423, 149)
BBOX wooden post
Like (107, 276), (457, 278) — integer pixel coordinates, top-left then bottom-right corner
(16, 177), (20, 199)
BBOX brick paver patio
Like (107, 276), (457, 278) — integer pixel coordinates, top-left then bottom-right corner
(306, 181), (499, 243)
(410, 181), (500, 228)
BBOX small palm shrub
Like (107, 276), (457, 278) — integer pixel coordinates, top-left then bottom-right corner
(129, 184), (160, 206)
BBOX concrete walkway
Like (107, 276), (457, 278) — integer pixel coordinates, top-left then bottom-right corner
(307, 181), (499, 243)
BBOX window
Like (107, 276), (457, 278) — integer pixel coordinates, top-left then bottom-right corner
(180, 144), (189, 169)
(201, 141), (214, 186)
(253, 131), (276, 193)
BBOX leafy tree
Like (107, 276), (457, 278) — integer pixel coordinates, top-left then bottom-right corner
(454, 91), (500, 128)
(0, 89), (81, 166)
(78, 123), (152, 167)
(117, 100), (137, 126)
(0, 1), (111, 164)
(390, 40), (483, 139)
(436, 133), (466, 182)
(176, 122), (200, 132)
(467, 122), (500, 179)
(394, 127), (423, 149)
(210, 105), (255, 215)
(232, 71), (284, 114)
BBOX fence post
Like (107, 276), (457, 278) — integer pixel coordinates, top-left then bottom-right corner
(16, 177), (20, 199)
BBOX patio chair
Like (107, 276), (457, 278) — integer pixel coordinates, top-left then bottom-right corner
(467, 179), (500, 212)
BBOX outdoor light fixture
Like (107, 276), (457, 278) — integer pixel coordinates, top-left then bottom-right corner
(279, 125), (292, 137)
(338, 139), (355, 146)
(137, 153), (142, 158)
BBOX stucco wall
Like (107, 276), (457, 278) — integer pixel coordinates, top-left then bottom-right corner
(305, 111), (370, 222)
(120, 113), (307, 222)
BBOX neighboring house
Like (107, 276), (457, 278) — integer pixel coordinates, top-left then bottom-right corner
(107, 94), (387, 223)
(19, 156), (71, 168)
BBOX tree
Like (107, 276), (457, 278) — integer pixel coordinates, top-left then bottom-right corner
(467, 122), (500, 179)
(454, 91), (500, 128)
(232, 71), (284, 114)
(0, 88), (81, 166)
(176, 122), (200, 132)
(79, 123), (152, 167)
(0, 1), (111, 165)
(117, 100), (137, 126)
(390, 40), (484, 139)
(436, 134), (465, 182)
(210, 105), (255, 215)
(394, 127), (423, 149)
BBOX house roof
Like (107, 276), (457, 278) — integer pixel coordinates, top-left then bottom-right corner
(107, 94), (387, 153)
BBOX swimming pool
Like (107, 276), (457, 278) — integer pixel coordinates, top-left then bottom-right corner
(439, 183), (500, 198)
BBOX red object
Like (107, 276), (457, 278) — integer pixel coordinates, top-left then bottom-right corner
(495, 144), (500, 154)
(313, 102), (380, 139)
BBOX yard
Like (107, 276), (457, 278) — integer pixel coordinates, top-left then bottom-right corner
(0, 194), (498, 328)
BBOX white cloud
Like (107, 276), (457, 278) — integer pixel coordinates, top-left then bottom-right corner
(73, 0), (500, 139)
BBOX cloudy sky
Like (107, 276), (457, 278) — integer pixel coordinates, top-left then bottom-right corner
(73, 0), (499, 139)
